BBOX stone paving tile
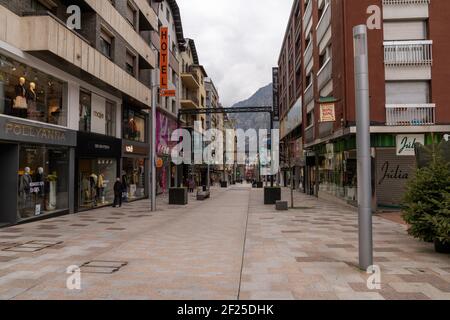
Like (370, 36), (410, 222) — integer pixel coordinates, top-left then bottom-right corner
(241, 188), (450, 300)
(0, 185), (449, 300)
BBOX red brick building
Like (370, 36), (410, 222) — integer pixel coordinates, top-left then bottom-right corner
(277, 0), (450, 208)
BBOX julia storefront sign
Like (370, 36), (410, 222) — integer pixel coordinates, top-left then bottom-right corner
(319, 103), (336, 122)
(396, 134), (425, 156)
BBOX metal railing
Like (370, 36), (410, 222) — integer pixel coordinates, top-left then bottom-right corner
(385, 104), (435, 126)
(303, 0), (313, 32)
(384, 40), (433, 66)
(383, 0), (430, 5)
(316, 3), (331, 45)
(304, 82), (314, 105)
(317, 58), (332, 90)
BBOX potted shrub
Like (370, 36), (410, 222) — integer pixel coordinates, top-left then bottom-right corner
(431, 192), (450, 253)
(402, 144), (450, 252)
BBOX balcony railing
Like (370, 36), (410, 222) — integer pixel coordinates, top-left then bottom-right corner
(304, 83), (314, 105)
(182, 94), (199, 106)
(304, 41), (313, 69)
(386, 104), (435, 126)
(305, 125), (314, 144)
(383, 0), (430, 5)
(303, 0), (313, 32)
(316, 3), (331, 45)
(384, 40), (433, 66)
(317, 58), (332, 90)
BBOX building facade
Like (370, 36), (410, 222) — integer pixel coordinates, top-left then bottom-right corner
(0, 0), (160, 224)
(278, 0), (450, 208)
(152, 0), (185, 194)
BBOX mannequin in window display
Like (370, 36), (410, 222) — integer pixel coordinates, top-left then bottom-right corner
(127, 117), (138, 140)
(26, 82), (38, 121)
(18, 167), (32, 217)
(97, 173), (105, 204)
(81, 175), (90, 205)
(13, 76), (28, 118)
(89, 173), (98, 206)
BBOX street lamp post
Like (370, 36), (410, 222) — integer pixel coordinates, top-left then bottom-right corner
(150, 69), (158, 212)
(353, 25), (373, 270)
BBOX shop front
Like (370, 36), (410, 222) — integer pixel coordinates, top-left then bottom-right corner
(311, 133), (442, 209)
(156, 110), (177, 194)
(122, 141), (149, 201)
(0, 117), (76, 225)
(75, 132), (121, 212)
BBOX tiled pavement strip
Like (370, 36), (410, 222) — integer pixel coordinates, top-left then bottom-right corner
(0, 184), (448, 300)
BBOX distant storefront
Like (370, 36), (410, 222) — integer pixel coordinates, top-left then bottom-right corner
(75, 132), (121, 212)
(122, 106), (149, 201)
(156, 110), (177, 194)
(0, 117), (76, 225)
(308, 133), (444, 209)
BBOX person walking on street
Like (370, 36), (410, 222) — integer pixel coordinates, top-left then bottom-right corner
(113, 178), (123, 208)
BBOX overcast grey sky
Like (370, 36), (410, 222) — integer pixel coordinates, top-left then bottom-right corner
(178, 0), (293, 107)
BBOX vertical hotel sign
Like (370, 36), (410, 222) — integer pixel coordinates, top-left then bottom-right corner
(272, 67), (279, 121)
(160, 27), (169, 89)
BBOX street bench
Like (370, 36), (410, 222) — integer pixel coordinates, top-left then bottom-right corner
(276, 200), (288, 211)
(197, 191), (211, 201)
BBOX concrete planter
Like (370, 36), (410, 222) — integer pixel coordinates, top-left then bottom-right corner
(434, 239), (450, 254)
(264, 187), (281, 205)
(169, 188), (188, 205)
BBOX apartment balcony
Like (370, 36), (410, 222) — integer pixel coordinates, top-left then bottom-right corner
(384, 40), (433, 66)
(304, 83), (314, 105)
(181, 69), (200, 89)
(181, 94), (200, 109)
(304, 41), (313, 70)
(385, 104), (436, 126)
(10, 9), (152, 106)
(305, 125), (315, 144)
(303, 0), (313, 33)
(316, 3), (331, 46)
(317, 58), (332, 91)
(383, 0), (430, 20)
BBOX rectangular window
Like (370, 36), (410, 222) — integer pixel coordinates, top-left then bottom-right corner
(79, 90), (91, 132)
(18, 144), (69, 220)
(126, 2), (137, 28)
(384, 21), (427, 41)
(105, 100), (116, 137)
(78, 158), (117, 210)
(123, 108), (146, 142)
(0, 54), (66, 126)
(125, 51), (136, 76)
(100, 28), (113, 59)
(386, 81), (430, 104)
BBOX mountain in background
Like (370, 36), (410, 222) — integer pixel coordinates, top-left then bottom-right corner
(228, 83), (273, 131)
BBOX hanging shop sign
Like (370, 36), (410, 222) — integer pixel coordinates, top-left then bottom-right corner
(396, 134), (424, 156)
(319, 103), (336, 122)
(160, 27), (169, 89)
(160, 89), (176, 97)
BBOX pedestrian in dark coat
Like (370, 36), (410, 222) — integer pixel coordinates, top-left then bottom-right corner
(113, 178), (123, 208)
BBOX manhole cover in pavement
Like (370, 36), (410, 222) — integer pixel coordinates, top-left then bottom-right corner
(2, 240), (63, 253)
(80, 260), (128, 274)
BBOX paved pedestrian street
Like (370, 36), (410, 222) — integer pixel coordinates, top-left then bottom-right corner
(0, 185), (449, 300)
